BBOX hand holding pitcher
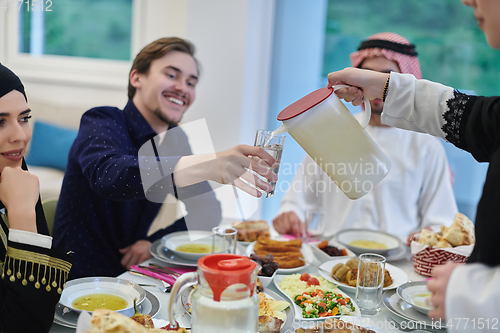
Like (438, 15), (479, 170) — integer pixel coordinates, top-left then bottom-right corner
(275, 85), (391, 200)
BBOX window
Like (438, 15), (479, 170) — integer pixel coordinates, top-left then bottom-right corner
(323, 0), (500, 96)
(323, 0), (496, 220)
(19, 0), (132, 61)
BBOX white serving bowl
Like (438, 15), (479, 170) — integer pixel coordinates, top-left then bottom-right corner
(161, 230), (215, 261)
(336, 229), (401, 256)
(396, 281), (434, 315)
(59, 277), (146, 316)
(258, 269), (277, 288)
(309, 239), (356, 263)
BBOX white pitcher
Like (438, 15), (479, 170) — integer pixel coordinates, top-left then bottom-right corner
(166, 254), (260, 333)
(275, 85), (391, 200)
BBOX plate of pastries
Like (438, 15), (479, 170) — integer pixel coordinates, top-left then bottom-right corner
(232, 220), (271, 245)
(246, 235), (314, 273)
(318, 257), (408, 291)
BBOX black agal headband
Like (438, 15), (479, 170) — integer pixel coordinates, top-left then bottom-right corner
(358, 39), (418, 57)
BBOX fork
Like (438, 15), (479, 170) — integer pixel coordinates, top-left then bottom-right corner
(138, 283), (170, 293)
(140, 264), (182, 278)
(148, 263), (182, 277)
(386, 316), (436, 332)
(129, 271), (172, 292)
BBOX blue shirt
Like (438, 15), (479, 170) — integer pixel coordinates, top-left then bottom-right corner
(53, 100), (221, 278)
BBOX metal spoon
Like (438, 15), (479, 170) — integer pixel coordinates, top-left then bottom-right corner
(130, 271), (171, 292)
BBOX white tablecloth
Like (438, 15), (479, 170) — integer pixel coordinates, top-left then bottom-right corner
(49, 244), (444, 333)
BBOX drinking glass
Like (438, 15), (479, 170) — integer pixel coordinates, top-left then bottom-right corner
(254, 130), (285, 198)
(302, 208), (324, 243)
(211, 226), (237, 254)
(355, 253), (386, 315)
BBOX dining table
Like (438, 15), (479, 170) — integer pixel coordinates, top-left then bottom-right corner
(49, 241), (445, 333)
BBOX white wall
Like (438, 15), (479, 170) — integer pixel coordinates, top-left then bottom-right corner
(0, 0), (276, 220)
(262, 0), (328, 221)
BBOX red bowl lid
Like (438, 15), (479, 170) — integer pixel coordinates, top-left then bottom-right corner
(277, 87), (333, 121)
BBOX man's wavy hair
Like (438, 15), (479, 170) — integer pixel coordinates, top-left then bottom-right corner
(128, 37), (200, 99)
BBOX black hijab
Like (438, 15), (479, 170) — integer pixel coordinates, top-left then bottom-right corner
(0, 63), (27, 102)
(0, 63), (48, 236)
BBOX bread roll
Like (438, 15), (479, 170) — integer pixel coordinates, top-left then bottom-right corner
(436, 239), (453, 248)
(233, 220), (270, 242)
(331, 263), (344, 276)
(442, 213), (475, 246)
(418, 229), (439, 247)
(334, 265), (349, 282)
(346, 257), (359, 270)
(345, 269), (358, 287)
(85, 309), (187, 333)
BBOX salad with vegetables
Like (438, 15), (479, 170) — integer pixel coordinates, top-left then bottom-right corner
(293, 273), (355, 318)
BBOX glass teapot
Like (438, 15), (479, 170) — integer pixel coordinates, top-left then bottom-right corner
(167, 254), (260, 333)
(274, 85), (391, 200)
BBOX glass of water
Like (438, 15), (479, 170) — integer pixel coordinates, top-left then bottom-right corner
(355, 253), (386, 315)
(303, 207), (324, 243)
(254, 130), (285, 198)
(211, 226), (237, 254)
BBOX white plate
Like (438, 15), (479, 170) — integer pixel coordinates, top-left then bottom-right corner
(179, 286), (294, 333)
(54, 290), (160, 329)
(161, 230), (215, 261)
(151, 238), (241, 267)
(396, 281), (433, 315)
(180, 285), (195, 315)
(309, 239), (356, 263)
(151, 238), (198, 267)
(336, 229), (402, 255)
(59, 277), (146, 316)
(261, 288), (295, 333)
(292, 316), (380, 332)
(318, 258), (408, 291)
(246, 241), (314, 273)
(384, 243), (410, 261)
(273, 274), (361, 320)
(382, 289), (447, 329)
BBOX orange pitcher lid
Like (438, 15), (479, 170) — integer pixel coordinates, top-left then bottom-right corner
(198, 254), (257, 302)
(277, 87), (333, 121)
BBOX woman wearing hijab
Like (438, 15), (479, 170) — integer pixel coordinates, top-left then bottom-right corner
(326, 1), (500, 331)
(0, 63), (73, 333)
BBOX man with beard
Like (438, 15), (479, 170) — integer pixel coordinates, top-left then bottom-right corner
(273, 32), (457, 242)
(53, 37), (277, 278)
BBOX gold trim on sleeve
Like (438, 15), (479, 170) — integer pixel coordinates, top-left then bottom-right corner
(0, 223), (7, 250)
(3, 247), (72, 294)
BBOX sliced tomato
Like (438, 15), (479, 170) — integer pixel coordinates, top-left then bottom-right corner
(300, 273), (311, 281)
(338, 298), (346, 306)
(307, 277), (320, 286)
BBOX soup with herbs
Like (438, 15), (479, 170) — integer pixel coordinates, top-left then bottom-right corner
(72, 293), (128, 311)
(176, 243), (220, 254)
(349, 240), (387, 249)
(411, 292), (432, 309)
